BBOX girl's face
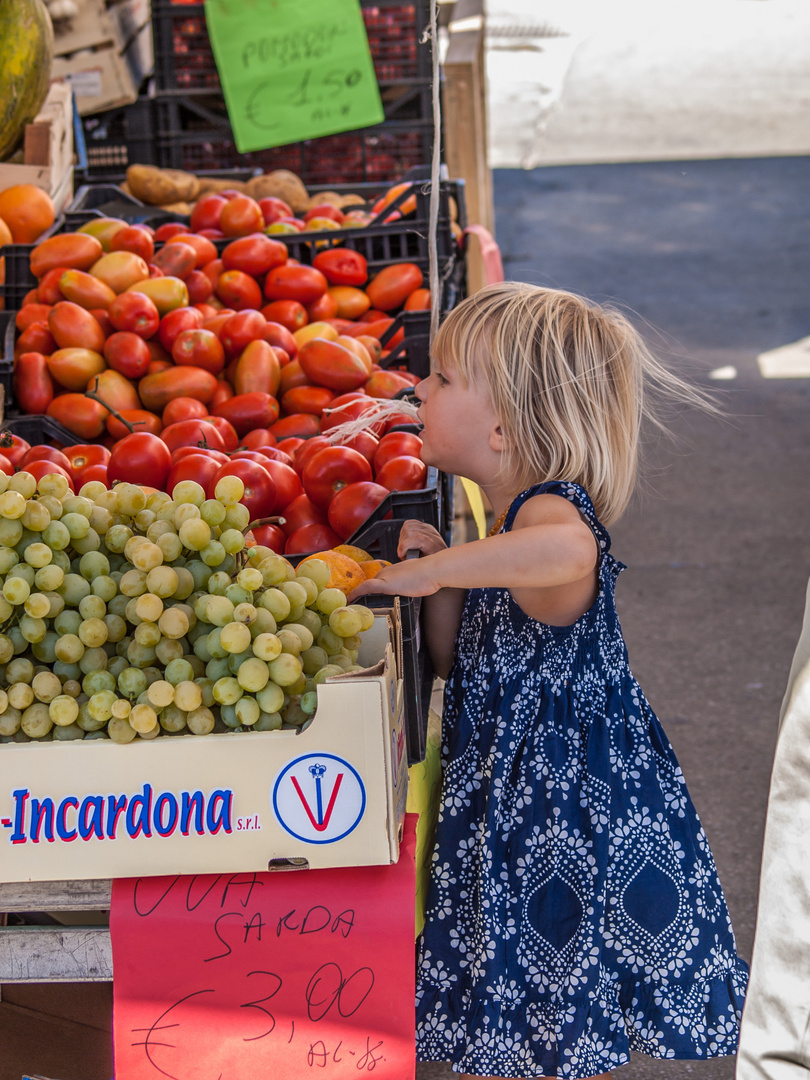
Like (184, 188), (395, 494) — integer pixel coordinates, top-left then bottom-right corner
(414, 361), (502, 485)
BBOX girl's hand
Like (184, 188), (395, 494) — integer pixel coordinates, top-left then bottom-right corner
(396, 520), (447, 559)
(348, 553), (442, 600)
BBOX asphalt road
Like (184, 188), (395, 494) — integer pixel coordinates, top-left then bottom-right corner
(417, 155), (810, 1080)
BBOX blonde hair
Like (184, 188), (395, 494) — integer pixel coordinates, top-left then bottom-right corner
(432, 282), (713, 525)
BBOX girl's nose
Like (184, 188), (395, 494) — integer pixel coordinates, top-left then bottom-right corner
(415, 378), (429, 401)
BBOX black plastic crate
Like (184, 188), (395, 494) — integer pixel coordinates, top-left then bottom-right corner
(151, 0), (432, 101)
(0, 312), (15, 414)
(0, 215), (64, 312)
(77, 98), (160, 179)
(0, 412), (83, 448)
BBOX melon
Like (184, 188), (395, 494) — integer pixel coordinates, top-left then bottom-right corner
(0, 0), (54, 162)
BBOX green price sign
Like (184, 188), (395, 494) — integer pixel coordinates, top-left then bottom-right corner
(204, 0), (386, 153)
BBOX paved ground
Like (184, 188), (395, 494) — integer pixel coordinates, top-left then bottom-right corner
(417, 156), (810, 1079)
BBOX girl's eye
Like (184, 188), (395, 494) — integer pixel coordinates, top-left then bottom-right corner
(434, 372), (448, 385)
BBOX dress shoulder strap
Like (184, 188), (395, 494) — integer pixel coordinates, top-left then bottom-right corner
(502, 481), (611, 556)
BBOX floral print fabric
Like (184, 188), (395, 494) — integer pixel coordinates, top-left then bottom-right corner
(415, 482), (748, 1078)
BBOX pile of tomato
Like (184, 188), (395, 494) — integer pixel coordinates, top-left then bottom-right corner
(5, 203), (436, 555)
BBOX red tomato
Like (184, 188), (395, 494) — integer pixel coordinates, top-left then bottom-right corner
(312, 248), (369, 287)
(373, 431), (423, 471)
(13, 352), (53, 414)
(304, 204), (344, 225)
(320, 392), (381, 436)
(153, 222), (189, 242)
(365, 263), (424, 311)
(160, 419), (226, 455)
(57, 270), (116, 311)
(261, 300), (307, 333)
(263, 265), (328, 305)
(90, 308), (113, 338)
(327, 481), (390, 540)
(241, 429), (277, 450)
(327, 285), (371, 320)
(219, 195), (264, 237)
(305, 292), (339, 322)
(221, 234), (288, 277)
(297, 338), (369, 392)
(47, 396), (108, 440)
(22, 459), (75, 490)
(107, 431), (172, 488)
(172, 445), (230, 467)
(213, 392), (280, 437)
(269, 413), (321, 441)
(216, 270), (263, 311)
(220, 309), (267, 360)
(203, 415), (240, 452)
(0, 434), (31, 467)
(343, 430), (380, 466)
(48, 301), (106, 352)
(230, 450), (275, 468)
(36, 266), (71, 305)
(107, 291), (160, 338)
(234, 339), (282, 398)
(157, 306), (204, 353)
(80, 463), (108, 486)
(103, 331), (152, 379)
(172, 328), (226, 376)
(208, 459), (276, 520)
(404, 287), (431, 311)
(190, 195), (227, 233)
(106, 409), (163, 441)
(0, 456), (14, 477)
(152, 242), (197, 281)
(281, 385), (335, 416)
(263, 321), (298, 360)
(258, 197), (293, 225)
(254, 446), (294, 467)
(185, 269), (214, 305)
(202, 259), (225, 289)
(30, 233), (103, 278)
(284, 522), (342, 555)
(62, 444), (111, 484)
(364, 369), (415, 398)
(302, 445), (372, 509)
(211, 379), (234, 410)
(16, 304), (53, 332)
(20, 446), (74, 473)
(162, 396), (209, 426)
(14, 321), (56, 359)
(259, 459), (303, 512)
(110, 225), (155, 263)
(375, 455), (427, 491)
(166, 233), (219, 269)
(166, 452), (222, 496)
(291, 434), (330, 477)
(249, 522), (286, 553)
(276, 436), (305, 458)
(278, 492), (329, 537)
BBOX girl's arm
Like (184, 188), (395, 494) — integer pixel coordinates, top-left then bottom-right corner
(350, 494), (599, 628)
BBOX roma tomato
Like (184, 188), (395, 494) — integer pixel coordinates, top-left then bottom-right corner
(48, 301), (106, 352)
(269, 413), (321, 441)
(263, 264), (328, 305)
(16, 303), (53, 331)
(277, 492), (329, 537)
(220, 309), (267, 360)
(263, 321), (298, 359)
(261, 300), (307, 333)
(106, 409), (163, 441)
(312, 248), (368, 287)
(107, 291), (160, 338)
(166, 452), (222, 497)
(305, 292), (339, 322)
(160, 419), (226, 455)
(190, 195), (227, 233)
(374, 455), (427, 491)
(221, 234), (287, 276)
(47, 347), (105, 391)
(211, 379), (234, 410)
(285, 522), (343, 555)
(364, 369), (415, 398)
(88, 369), (140, 414)
(404, 287), (431, 311)
(208, 459), (276, 520)
(125, 276), (189, 315)
(216, 270), (263, 311)
(138, 367), (219, 412)
(234, 339), (282, 397)
(241, 429), (277, 450)
(90, 251), (151, 294)
(254, 446), (293, 467)
(14, 321), (55, 358)
(104, 331), (152, 379)
(162, 397), (209, 426)
(30, 233), (103, 278)
(327, 285), (371, 320)
(47, 395), (109, 441)
(107, 432), (172, 489)
(281, 385), (335, 416)
(13, 352), (53, 414)
(297, 338), (368, 392)
(258, 197), (292, 225)
(152, 242), (197, 280)
(58, 270), (116, 311)
(37, 266), (72, 305)
(213, 392), (280, 437)
(276, 436), (305, 457)
(365, 262), (424, 311)
(185, 269), (214, 305)
(219, 195), (264, 237)
(157, 306), (204, 352)
(172, 328), (226, 376)
(302, 445), (372, 509)
(165, 233), (219, 269)
(327, 480), (390, 540)
(109, 224), (155, 263)
(154, 222), (189, 242)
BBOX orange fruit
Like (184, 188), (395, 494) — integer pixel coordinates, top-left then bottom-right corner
(0, 184), (56, 243)
(299, 549), (366, 594)
(360, 559), (391, 580)
(332, 543), (373, 563)
(0, 215), (12, 248)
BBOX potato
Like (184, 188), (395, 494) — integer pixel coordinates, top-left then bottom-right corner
(245, 170), (309, 213)
(197, 177), (248, 196)
(156, 201), (192, 215)
(126, 165), (201, 206)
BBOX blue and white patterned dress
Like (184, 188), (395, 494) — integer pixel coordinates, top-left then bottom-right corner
(415, 481), (749, 1079)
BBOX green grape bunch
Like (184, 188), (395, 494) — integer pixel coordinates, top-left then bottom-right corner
(0, 471), (376, 746)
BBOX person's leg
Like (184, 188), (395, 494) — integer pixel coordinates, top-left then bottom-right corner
(460, 1074), (612, 1080)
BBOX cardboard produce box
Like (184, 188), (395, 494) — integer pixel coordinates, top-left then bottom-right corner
(0, 82), (74, 213)
(0, 609), (408, 883)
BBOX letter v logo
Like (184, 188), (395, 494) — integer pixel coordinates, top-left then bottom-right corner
(273, 754), (366, 844)
(290, 764), (344, 832)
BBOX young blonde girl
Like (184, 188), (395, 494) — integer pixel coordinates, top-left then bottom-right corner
(350, 283), (748, 1080)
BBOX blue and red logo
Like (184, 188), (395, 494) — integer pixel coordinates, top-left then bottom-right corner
(272, 754), (366, 844)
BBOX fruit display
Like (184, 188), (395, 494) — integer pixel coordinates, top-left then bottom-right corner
(0, 0), (54, 162)
(0, 468), (383, 746)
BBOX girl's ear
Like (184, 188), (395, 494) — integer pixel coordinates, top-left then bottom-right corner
(489, 422), (504, 452)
